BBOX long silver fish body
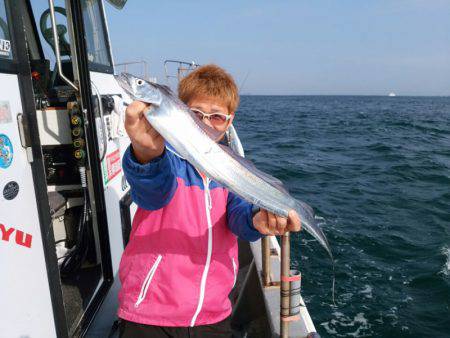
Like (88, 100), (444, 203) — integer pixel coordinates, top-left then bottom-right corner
(115, 73), (333, 259)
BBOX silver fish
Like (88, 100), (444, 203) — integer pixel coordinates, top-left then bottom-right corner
(115, 73), (333, 259)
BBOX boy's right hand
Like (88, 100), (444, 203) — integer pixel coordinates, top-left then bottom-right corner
(125, 101), (165, 164)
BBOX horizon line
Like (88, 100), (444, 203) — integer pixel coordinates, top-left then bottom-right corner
(239, 94), (450, 97)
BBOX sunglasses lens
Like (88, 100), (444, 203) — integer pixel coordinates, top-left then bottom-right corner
(211, 114), (228, 124)
(193, 110), (203, 119)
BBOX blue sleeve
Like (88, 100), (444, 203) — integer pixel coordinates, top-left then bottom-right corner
(226, 192), (264, 242)
(122, 145), (178, 210)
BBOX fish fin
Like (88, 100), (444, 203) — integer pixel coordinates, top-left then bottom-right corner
(149, 82), (174, 97)
(218, 144), (289, 193)
(295, 200), (315, 220)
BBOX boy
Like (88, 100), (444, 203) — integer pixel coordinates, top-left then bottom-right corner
(118, 64), (300, 337)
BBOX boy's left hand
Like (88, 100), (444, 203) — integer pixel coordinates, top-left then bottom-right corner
(253, 209), (301, 236)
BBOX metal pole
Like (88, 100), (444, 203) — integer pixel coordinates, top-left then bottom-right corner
(280, 232), (290, 338)
(91, 81), (107, 162)
(48, 0), (78, 91)
(262, 236), (271, 286)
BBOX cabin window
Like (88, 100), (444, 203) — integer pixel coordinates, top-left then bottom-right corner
(82, 0), (112, 71)
(0, 0), (13, 60)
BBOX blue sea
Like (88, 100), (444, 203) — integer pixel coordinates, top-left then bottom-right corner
(235, 96), (450, 338)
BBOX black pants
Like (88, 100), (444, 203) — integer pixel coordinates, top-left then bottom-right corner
(118, 316), (233, 338)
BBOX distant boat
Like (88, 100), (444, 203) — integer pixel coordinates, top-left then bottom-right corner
(388, 92), (396, 97)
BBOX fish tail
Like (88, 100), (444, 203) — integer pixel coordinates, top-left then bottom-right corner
(294, 201), (333, 260)
(294, 200), (336, 303)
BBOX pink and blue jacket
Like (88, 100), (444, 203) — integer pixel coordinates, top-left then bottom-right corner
(117, 144), (263, 327)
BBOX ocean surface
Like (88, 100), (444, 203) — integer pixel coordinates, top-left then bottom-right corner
(235, 96), (450, 338)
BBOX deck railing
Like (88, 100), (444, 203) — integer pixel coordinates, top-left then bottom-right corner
(261, 233), (303, 337)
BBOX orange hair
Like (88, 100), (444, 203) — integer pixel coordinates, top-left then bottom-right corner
(178, 64), (239, 113)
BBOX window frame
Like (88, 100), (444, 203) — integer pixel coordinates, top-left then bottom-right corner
(82, 0), (114, 74)
(0, 0), (18, 73)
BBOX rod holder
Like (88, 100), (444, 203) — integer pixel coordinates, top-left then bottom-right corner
(262, 236), (271, 286)
(280, 232), (290, 338)
(289, 269), (302, 317)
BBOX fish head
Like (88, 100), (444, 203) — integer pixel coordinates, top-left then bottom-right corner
(114, 73), (163, 106)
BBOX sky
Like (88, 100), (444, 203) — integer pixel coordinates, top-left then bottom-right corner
(104, 0), (450, 96)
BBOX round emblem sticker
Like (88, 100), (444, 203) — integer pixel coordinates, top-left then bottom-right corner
(3, 181), (19, 200)
(0, 134), (13, 169)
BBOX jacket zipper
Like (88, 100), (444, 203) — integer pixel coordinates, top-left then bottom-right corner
(190, 176), (213, 326)
(232, 257), (237, 288)
(135, 254), (163, 308)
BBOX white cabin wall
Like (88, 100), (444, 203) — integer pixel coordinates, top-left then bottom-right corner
(90, 71), (135, 275)
(0, 73), (56, 338)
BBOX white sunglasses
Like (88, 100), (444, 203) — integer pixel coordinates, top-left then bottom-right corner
(190, 108), (232, 125)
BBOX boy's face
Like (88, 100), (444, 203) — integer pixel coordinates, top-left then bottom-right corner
(187, 95), (234, 139)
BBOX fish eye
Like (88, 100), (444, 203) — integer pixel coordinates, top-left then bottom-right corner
(137, 79), (143, 85)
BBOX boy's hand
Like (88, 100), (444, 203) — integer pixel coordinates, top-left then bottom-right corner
(125, 101), (165, 164)
(253, 209), (301, 236)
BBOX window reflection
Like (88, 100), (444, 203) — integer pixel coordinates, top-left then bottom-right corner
(0, 0), (12, 60)
(82, 0), (111, 68)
